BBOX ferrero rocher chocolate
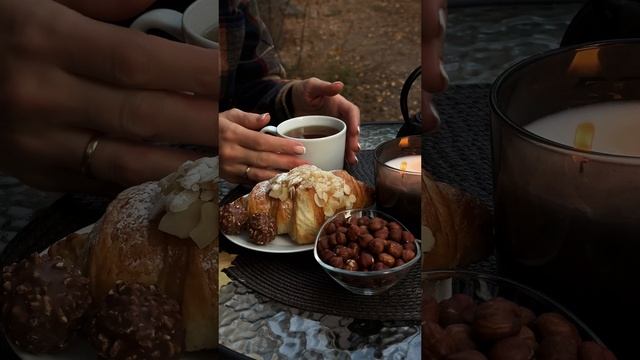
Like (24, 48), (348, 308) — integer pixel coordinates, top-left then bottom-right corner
(1, 253), (91, 353)
(88, 281), (184, 360)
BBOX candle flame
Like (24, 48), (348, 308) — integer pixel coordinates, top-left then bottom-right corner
(574, 122), (595, 151)
(568, 48), (601, 75)
(399, 137), (410, 148)
(400, 161), (408, 172)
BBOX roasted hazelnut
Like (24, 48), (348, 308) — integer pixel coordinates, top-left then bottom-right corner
(473, 298), (521, 342)
(336, 231), (347, 245)
(439, 294), (476, 327)
(335, 245), (353, 260)
(387, 241), (403, 258)
(578, 341), (617, 360)
(320, 249), (336, 262)
(488, 337), (534, 360)
(328, 233), (337, 247)
(338, 226), (348, 233)
(328, 256), (344, 268)
(347, 224), (360, 241)
(373, 262), (388, 271)
(445, 324), (476, 352)
(374, 227), (389, 239)
(516, 326), (537, 350)
(403, 242), (416, 252)
(446, 350), (487, 360)
(423, 321), (455, 358)
(325, 222), (337, 234)
(317, 236), (330, 250)
(369, 238), (386, 254)
(536, 312), (581, 344)
(395, 259), (405, 267)
(357, 216), (370, 226)
(358, 252), (375, 269)
(344, 259), (359, 271)
(537, 336), (579, 360)
(402, 249), (416, 262)
(389, 227), (402, 242)
(387, 221), (401, 230)
(518, 306), (536, 327)
(368, 217), (385, 231)
(358, 234), (374, 248)
(422, 294), (439, 323)
(378, 253), (395, 267)
(347, 242), (360, 255)
(401, 230), (415, 244)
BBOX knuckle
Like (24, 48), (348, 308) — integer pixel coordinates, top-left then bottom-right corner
(111, 38), (149, 85)
(117, 94), (158, 140)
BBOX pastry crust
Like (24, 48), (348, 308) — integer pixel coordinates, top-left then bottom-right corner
(87, 182), (218, 351)
(422, 170), (493, 270)
(238, 166), (374, 244)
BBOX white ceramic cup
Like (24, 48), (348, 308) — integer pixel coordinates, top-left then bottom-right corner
(261, 116), (347, 170)
(130, 0), (218, 49)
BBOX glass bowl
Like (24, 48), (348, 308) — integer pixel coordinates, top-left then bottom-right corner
(422, 270), (608, 356)
(314, 209), (421, 295)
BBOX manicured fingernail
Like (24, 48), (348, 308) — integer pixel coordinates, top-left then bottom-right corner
(430, 103), (441, 127)
(356, 143), (361, 151)
(439, 8), (447, 34)
(260, 113), (270, 120)
(294, 146), (306, 155)
(357, 126), (361, 134)
(354, 156), (359, 164)
(440, 61), (449, 86)
(333, 81), (343, 86)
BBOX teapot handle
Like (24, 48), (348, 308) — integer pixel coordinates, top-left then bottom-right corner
(400, 66), (422, 124)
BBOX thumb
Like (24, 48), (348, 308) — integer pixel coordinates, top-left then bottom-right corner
(222, 109), (271, 130)
(304, 78), (344, 98)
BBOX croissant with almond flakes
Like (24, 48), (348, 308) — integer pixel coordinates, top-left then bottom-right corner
(223, 165), (374, 245)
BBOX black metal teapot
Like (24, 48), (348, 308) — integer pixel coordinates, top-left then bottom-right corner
(396, 66), (422, 138)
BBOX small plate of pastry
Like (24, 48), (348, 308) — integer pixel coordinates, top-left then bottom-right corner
(2, 158), (221, 359)
(220, 165), (375, 253)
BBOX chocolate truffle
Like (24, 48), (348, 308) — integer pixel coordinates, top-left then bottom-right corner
(220, 202), (249, 235)
(89, 281), (184, 359)
(247, 213), (277, 245)
(1, 253), (91, 353)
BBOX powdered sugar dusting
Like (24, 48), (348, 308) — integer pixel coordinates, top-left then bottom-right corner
(114, 182), (163, 232)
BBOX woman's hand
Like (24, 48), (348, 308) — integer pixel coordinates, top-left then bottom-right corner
(219, 109), (309, 184)
(0, 0), (219, 192)
(422, 0), (448, 132)
(290, 78), (360, 165)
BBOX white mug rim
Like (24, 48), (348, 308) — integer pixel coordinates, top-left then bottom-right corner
(183, 0), (218, 47)
(276, 115), (346, 142)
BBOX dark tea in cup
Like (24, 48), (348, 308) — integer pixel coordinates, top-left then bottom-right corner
(284, 126), (339, 139)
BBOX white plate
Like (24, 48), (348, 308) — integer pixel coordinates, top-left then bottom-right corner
(8, 225), (217, 359)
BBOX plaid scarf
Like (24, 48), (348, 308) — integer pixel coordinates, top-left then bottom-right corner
(219, 0), (293, 123)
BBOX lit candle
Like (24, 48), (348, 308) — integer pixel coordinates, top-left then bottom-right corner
(525, 101), (640, 156)
(385, 155), (422, 173)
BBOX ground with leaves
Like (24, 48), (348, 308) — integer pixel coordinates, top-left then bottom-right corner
(259, 0), (420, 123)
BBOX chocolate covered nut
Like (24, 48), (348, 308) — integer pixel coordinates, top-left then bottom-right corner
(518, 306), (536, 327)
(395, 259), (405, 267)
(247, 213), (277, 245)
(537, 336), (579, 360)
(336, 232), (347, 245)
(1, 253), (91, 354)
(579, 341), (617, 360)
(402, 249), (416, 262)
(358, 234), (374, 248)
(401, 230), (415, 244)
(403, 242), (416, 252)
(347, 242), (360, 255)
(335, 245), (353, 260)
(445, 324), (476, 352)
(373, 262), (388, 271)
(536, 313), (581, 345)
(347, 224), (360, 242)
(89, 282), (183, 360)
(325, 222), (337, 234)
(357, 216), (370, 226)
(220, 202), (249, 235)
(318, 236), (330, 250)
(328, 233), (338, 247)
(374, 227), (389, 239)
(389, 227), (402, 242)
(320, 249), (336, 262)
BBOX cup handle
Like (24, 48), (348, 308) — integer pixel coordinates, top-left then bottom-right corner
(130, 9), (184, 41)
(260, 126), (279, 136)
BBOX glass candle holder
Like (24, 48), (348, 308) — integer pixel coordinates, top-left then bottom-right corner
(374, 135), (421, 236)
(491, 40), (640, 357)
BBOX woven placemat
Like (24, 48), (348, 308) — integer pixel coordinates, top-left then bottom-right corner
(426, 83), (494, 209)
(221, 150), (422, 322)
